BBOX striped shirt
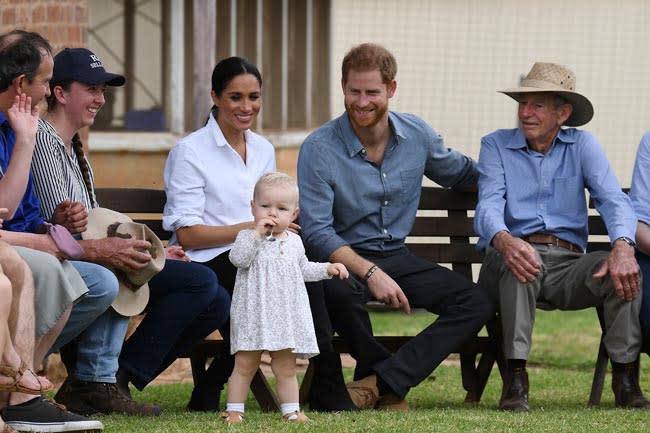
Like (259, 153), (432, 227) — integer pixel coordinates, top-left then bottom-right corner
(32, 118), (97, 221)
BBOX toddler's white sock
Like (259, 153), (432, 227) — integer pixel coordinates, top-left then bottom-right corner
(226, 403), (245, 413)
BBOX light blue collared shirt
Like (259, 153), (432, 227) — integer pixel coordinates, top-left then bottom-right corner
(297, 111), (478, 261)
(475, 127), (635, 251)
(630, 132), (650, 224)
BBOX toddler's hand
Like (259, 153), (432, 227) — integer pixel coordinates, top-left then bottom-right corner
(328, 263), (349, 279)
(255, 217), (276, 238)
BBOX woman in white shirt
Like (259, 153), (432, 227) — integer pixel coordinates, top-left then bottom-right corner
(163, 57), (277, 409)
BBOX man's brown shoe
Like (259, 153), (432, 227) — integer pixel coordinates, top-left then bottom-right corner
(55, 379), (162, 416)
(346, 375), (380, 409)
(376, 393), (409, 411)
(499, 368), (530, 412)
(612, 362), (650, 409)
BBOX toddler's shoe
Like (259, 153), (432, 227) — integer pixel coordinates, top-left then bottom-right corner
(282, 411), (310, 422)
(221, 410), (244, 424)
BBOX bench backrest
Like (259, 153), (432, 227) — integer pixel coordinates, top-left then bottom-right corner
(95, 186), (613, 281)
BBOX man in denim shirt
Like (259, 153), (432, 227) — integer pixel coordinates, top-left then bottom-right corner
(297, 43), (495, 411)
(475, 62), (649, 411)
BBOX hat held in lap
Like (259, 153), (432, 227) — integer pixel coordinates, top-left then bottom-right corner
(499, 62), (594, 127)
(82, 208), (165, 316)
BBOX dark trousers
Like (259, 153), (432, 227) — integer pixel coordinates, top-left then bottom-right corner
(118, 259), (231, 390)
(191, 251), (238, 398)
(636, 251), (650, 353)
(309, 247), (495, 401)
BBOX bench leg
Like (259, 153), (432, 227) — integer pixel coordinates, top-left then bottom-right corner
(298, 360), (316, 405)
(589, 307), (609, 407)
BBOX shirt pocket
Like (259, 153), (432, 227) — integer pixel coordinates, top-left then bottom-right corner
(400, 166), (424, 204)
(550, 176), (586, 218)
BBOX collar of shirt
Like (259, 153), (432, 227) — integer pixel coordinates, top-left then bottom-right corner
(207, 112), (255, 149)
(336, 112), (406, 158)
(504, 127), (577, 152)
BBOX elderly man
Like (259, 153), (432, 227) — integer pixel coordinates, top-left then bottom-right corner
(475, 62), (648, 411)
(298, 43), (494, 411)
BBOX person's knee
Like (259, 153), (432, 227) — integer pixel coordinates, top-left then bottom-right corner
(269, 351), (296, 380)
(82, 265), (119, 309)
(0, 243), (26, 282)
(234, 352), (261, 378)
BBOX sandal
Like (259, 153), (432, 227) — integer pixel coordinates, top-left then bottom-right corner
(221, 410), (244, 424)
(0, 362), (53, 395)
(282, 411), (310, 422)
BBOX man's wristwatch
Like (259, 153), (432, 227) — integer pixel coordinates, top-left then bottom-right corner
(615, 236), (636, 247)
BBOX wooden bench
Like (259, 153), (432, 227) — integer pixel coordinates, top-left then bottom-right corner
(96, 186), (613, 409)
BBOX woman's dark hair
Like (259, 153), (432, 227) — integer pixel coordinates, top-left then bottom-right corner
(46, 78), (73, 111)
(206, 56), (262, 124)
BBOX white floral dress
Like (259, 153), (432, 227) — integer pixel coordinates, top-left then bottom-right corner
(228, 230), (331, 359)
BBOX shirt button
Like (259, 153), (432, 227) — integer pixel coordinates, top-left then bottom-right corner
(383, 228), (388, 234)
(384, 200), (389, 205)
(382, 173), (387, 178)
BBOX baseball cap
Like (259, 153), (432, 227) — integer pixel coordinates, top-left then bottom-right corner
(52, 48), (125, 87)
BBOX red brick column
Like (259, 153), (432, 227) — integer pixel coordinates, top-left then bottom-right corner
(0, 0), (88, 51)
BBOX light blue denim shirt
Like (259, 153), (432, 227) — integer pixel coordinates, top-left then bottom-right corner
(297, 111), (478, 261)
(630, 132), (650, 224)
(475, 127), (635, 251)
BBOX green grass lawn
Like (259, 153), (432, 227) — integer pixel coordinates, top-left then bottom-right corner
(90, 309), (650, 433)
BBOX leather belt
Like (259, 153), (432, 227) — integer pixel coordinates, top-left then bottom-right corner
(522, 233), (582, 253)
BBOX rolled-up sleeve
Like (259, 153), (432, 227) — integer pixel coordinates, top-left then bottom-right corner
(424, 126), (478, 190)
(630, 132), (650, 225)
(474, 134), (509, 248)
(163, 143), (207, 231)
(582, 132), (636, 242)
(297, 137), (349, 261)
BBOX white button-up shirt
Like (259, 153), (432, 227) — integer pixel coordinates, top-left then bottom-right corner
(163, 113), (276, 262)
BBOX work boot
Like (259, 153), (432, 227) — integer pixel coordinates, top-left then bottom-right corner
(346, 374), (380, 409)
(612, 361), (650, 409)
(498, 368), (530, 412)
(375, 393), (409, 411)
(55, 379), (162, 416)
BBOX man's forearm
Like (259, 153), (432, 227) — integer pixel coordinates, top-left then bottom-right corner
(329, 245), (374, 279)
(0, 229), (60, 257)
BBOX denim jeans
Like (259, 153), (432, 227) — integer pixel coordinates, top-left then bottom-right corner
(119, 259), (230, 390)
(636, 251), (650, 352)
(50, 260), (128, 383)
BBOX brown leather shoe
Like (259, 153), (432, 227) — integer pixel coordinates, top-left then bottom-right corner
(55, 379), (162, 416)
(375, 393), (409, 411)
(346, 375), (380, 409)
(612, 362), (650, 409)
(499, 368), (530, 412)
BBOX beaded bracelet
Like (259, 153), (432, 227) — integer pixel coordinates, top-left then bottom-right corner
(362, 264), (378, 282)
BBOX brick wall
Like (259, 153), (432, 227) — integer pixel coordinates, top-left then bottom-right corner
(0, 0), (88, 51)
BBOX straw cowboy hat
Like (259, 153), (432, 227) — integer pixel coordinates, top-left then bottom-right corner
(82, 207), (165, 316)
(499, 62), (594, 127)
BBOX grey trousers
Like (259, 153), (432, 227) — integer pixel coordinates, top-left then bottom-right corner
(478, 244), (642, 363)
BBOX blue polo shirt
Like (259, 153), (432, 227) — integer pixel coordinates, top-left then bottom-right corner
(0, 112), (46, 233)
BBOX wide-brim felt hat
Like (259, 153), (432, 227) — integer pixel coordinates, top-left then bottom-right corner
(499, 62), (594, 127)
(82, 207), (165, 316)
